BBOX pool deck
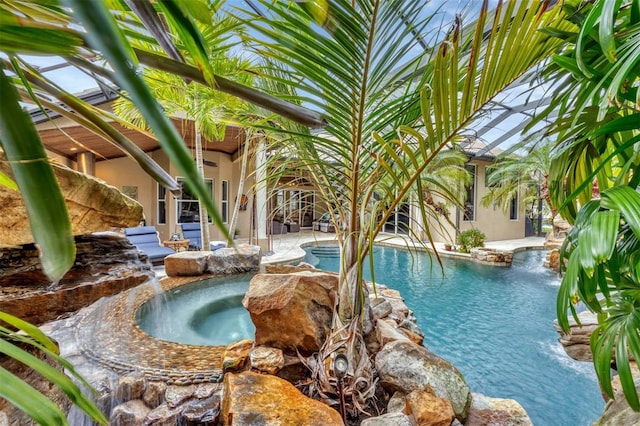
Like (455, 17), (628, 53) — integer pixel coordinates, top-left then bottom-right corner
(154, 232), (546, 277)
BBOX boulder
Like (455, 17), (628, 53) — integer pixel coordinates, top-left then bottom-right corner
(206, 245), (262, 275)
(545, 249), (560, 271)
(144, 402), (182, 425)
(264, 263), (317, 274)
(143, 381), (167, 409)
(115, 371), (147, 401)
(165, 245), (262, 277)
(180, 395), (220, 425)
(109, 400), (150, 426)
(554, 311), (599, 362)
(386, 391), (407, 413)
(406, 389), (455, 426)
(0, 153), (143, 248)
(165, 384), (197, 408)
(194, 383), (223, 400)
(221, 371), (343, 425)
(164, 251), (209, 276)
(250, 346), (285, 375)
(466, 393), (532, 426)
(376, 319), (411, 346)
(371, 299), (393, 320)
(593, 380), (640, 426)
(222, 339), (253, 372)
(0, 233), (153, 324)
(242, 271), (338, 355)
(375, 340), (471, 421)
(360, 412), (413, 426)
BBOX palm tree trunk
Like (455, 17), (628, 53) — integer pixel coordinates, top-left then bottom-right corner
(228, 130), (252, 238)
(195, 127), (211, 250)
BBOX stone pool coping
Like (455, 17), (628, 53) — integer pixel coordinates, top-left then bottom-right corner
(74, 274), (234, 384)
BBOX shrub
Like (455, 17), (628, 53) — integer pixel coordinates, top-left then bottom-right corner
(457, 229), (486, 253)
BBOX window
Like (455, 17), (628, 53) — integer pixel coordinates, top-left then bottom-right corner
(157, 185), (166, 224)
(176, 178), (213, 224)
(509, 195), (518, 220)
(464, 164), (476, 221)
(221, 180), (229, 223)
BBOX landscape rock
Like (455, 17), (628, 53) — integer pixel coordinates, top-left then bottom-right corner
(194, 383), (223, 399)
(386, 391), (407, 413)
(399, 318), (425, 338)
(143, 381), (167, 409)
(144, 402), (182, 425)
(0, 233), (153, 324)
(222, 371), (343, 425)
(250, 346), (285, 375)
(466, 393), (532, 426)
(554, 310), (599, 362)
(165, 384), (197, 408)
(371, 299), (393, 320)
(242, 271), (338, 355)
(115, 371), (147, 401)
(164, 251), (209, 276)
(180, 395), (220, 424)
(406, 389), (455, 426)
(0, 153), (143, 248)
(110, 400), (150, 426)
(376, 319), (411, 346)
(222, 339), (253, 372)
(0, 341), (72, 423)
(360, 412), (414, 426)
(375, 340), (471, 421)
(206, 244), (262, 275)
(593, 380), (640, 426)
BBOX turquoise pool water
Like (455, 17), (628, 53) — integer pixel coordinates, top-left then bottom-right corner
(305, 246), (604, 425)
(136, 273), (255, 346)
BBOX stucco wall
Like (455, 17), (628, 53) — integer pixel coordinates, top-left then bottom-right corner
(94, 149), (251, 242)
(427, 158), (525, 243)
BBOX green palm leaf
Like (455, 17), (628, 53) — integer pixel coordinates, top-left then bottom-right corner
(0, 63), (74, 281)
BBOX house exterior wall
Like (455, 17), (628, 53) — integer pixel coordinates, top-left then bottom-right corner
(93, 149), (252, 242)
(426, 158), (525, 243)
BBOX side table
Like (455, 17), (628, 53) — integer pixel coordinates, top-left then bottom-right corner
(163, 239), (190, 252)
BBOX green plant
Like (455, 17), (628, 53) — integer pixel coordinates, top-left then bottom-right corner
(0, 0), (321, 422)
(0, 311), (108, 425)
(457, 229), (486, 253)
(540, 0), (640, 410)
(244, 0), (570, 416)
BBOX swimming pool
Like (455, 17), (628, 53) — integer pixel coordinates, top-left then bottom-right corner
(305, 245), (604, 425)
(136, 273), (255, 346)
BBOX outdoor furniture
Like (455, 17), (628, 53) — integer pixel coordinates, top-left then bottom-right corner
(314, 212), (337, 233)
(163, 239), (190, 252)
(270, 220), (288, 235)
(286, 222), (300, 233)
(180, 223), (227, 251)
(124, 226), (176, 263)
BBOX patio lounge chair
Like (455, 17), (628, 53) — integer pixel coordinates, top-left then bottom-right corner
(180, 223), (227, 251)
(124, 226), (176, 263)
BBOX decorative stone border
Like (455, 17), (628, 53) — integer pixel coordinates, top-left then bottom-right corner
(469, 247), (514, 266)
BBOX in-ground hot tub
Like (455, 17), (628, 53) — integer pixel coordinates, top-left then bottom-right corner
(136, 273), (255, 346)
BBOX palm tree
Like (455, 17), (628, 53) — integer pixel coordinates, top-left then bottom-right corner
(481, 141), (556, 235)
(0, 0), (322, 422)
(114, 28), (256, 248)
(536, 0), (640, 411)
(242, 0), (571, 415)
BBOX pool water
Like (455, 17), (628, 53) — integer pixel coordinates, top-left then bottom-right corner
(136, 273), (255, 346)
(305, 246), (604, 425)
